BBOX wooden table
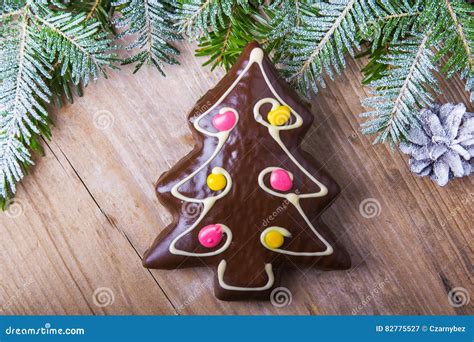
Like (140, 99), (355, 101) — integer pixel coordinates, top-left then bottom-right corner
(0, 42), (472, 315)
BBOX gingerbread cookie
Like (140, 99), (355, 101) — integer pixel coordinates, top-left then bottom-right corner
(143, 42), (350, 301)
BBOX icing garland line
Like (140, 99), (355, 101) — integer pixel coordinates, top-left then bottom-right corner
(168, 48), (270, 257)
(169, 47), (332, 291)
(254, 98), (333, 255)
(170, 165), (233, 257)
(253, 99), (328, 198)
(258, 166), (333, 256)
(217, 260), (274, 291)
(252, 62), (333, 256)
(216, 49), (334, 291)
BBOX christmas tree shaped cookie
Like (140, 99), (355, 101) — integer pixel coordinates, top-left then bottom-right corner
(143, 42), (350, 301)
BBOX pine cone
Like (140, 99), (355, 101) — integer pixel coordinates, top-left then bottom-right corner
(400, 103), (474, 186)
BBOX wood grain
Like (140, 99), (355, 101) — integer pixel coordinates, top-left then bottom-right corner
(0, 42), (472, 315)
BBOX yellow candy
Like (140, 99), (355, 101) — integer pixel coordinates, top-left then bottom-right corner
(267, 105), (291, 126)
(264, 230), (285, 249)
(207, 172), (227, 191)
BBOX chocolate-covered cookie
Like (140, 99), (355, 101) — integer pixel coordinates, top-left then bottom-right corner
(143, 42), (350, 301)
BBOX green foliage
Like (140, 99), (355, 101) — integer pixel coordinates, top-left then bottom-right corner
(0, 1), (116, 206)
(263, 0), (312, 63)
(361, 33), (439, 144)
(38, 11), (117, 85)
(361, 0), (422, 52)
(196, 4), (268, 70)
(432, 0), (474, 100)
(175, 0), (253, 38)
(280, 0), (387, 97)
(0, 10), (50, 205)
(114, 0), (181, 74)
(360, 0), (474, 144)
(58, 0), (116, 29)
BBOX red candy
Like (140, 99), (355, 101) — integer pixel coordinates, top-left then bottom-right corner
(198, 224), (223, 248)
(212, 111), (236, 131)
(270, 168), (293, 191)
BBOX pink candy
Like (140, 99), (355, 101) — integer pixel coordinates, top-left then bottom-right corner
(270, 168), (293, 191)
(212, 111), (236, 131)
(198, 224), (223, 248)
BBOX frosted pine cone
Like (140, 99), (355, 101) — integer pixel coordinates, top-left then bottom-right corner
(400, 103), (473, 186)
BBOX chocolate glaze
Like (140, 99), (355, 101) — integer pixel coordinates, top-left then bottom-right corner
(143, 42), (350, 301)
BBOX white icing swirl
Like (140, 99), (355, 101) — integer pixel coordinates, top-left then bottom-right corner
(167, 51), (264, 258)
(254, 99), (333, 256)
(260, 226), (332, 256)
(253, 99), (328, 198)
(169, 47), (333, 292)
(217, 260), (274, 291)
(170, 166), (233, 257)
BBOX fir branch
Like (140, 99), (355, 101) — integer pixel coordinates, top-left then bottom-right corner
(380, 11), (420, 22)
(197, 10), (235, 70)
(175, 0), (251, 38)
(33, 8), (116, 86)
(265, 0), (303, 42)
(360, 1), (423, 85)
(196, 4), (269, 70)
(0, 6), (52, 203)
(361, 32), (439, 144)
(293, 0), (356, 78)
(445, 0), (473, 68)
(61, 0), (116, 30)
(261, 0), (306, 61)
(433, 0), (474, 101)
(176, 0), (215, 37)
(114, 0), (180, 74)
(0, 1), (116, 206)
(86, 0), (101, 20)
(282, 0), (386, 97)
(363, 0), (422, 52)
(1, 7), (25, 20)
(0, 0), (27, 16)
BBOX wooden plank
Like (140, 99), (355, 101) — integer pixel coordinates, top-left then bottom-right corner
(301, 57), (473, 315)
(0, 142), (175, 315)
(1, 41), (472, 315)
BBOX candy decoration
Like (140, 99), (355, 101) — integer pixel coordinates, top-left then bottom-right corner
(143, 43), (351, 301)
(207, 172), (227, 191)
(270, 168), (293, 191)
(267, 105), (291, 126)
(212, 111), (237, 131)
(198, 224), (223, 248)
(264, 230), (284, 249)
